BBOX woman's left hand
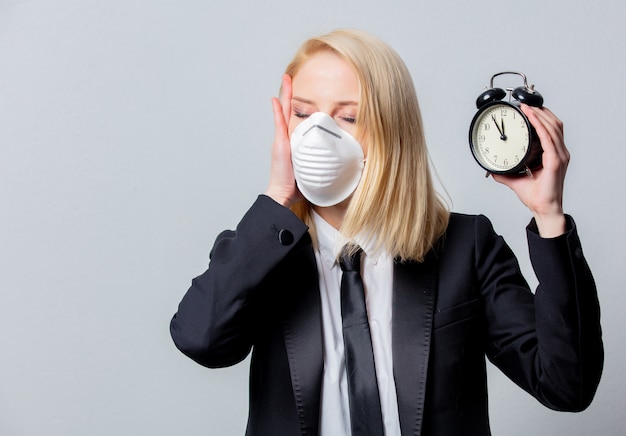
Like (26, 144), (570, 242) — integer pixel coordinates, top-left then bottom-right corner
(492, 105), (569, 237)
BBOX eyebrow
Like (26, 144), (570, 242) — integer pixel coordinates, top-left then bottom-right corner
(292, 96), (358, 107)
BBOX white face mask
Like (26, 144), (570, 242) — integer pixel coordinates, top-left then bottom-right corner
(291, 112), (365, 207)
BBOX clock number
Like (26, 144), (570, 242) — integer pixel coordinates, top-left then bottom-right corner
(484, 147), (489, 154)
(493, 155), (498, 162)
(503, 159), (508, 166)
(500, 109), (507, 117)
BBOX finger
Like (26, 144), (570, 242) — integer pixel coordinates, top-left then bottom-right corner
(272, 97), (290, 145)
(536, 108), (564, 147)
(523, 106), (565, 151)
(540, 110), (569, 165)
(522, 105), (568, 167)
(280, 74), (292, 128)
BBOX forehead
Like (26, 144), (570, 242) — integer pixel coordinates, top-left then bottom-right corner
(292, 51), (360, 100)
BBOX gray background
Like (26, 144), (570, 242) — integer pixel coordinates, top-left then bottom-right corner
(1, 0), (624, 435)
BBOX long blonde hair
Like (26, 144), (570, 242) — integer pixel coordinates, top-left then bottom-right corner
(286, 29), (449, 262)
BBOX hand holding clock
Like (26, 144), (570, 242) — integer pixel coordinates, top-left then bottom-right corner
(492, 104), (569, 238)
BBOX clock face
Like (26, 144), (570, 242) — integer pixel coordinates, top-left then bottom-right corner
(470, 102), (531, 173)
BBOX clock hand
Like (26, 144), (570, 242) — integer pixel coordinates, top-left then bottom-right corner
(491, 115), (507, 140)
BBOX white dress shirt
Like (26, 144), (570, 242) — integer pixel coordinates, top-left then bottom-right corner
(313, 211), (401, 436)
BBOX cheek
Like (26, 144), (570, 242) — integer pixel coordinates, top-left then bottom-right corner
(288, 116), (304, 138)
(360, 142), (368, 158)
(351, 129), (367, 158)
(340, 122), (358, 138)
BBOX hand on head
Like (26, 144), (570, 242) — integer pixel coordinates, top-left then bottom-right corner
(264, 74), (302, 208)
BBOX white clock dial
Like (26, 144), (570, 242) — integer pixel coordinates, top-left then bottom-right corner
(471, 103), (530, 172)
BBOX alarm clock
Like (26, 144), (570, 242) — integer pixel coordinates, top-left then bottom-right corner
(469, 72), (544, 176)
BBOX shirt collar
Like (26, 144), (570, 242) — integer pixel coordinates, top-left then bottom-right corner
(312, 210), (381, 269)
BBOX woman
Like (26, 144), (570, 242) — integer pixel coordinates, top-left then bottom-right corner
(170, 29), (603, 436)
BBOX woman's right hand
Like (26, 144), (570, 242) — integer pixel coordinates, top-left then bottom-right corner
(264, 74), (302, 207)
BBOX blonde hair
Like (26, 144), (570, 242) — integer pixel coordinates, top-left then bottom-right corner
(286, 29), (449, 262)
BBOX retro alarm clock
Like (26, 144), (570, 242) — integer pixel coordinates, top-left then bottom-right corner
(469, 72), (544, 176)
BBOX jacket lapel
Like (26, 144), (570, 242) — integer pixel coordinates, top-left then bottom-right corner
(283, 247), (324, 436)
(392, 252), (438, 436)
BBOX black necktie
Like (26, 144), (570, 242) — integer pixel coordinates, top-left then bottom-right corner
(339, 245), (384, 436)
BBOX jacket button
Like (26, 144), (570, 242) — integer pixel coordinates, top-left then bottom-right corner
(575, 247), (584, 260)
(278, 229), (294, 246)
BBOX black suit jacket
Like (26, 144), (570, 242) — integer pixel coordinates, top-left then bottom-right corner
(170, 195), (603, 436)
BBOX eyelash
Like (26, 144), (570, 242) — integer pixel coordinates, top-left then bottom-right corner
(294, 111), (356, 124)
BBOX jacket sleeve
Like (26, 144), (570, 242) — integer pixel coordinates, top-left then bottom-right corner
(476, 215), (603, 411)
(169, 195), (310, 368)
